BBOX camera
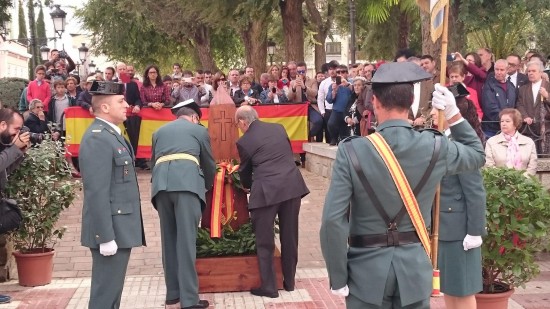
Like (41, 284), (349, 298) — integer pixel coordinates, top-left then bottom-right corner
(20, 126), (44, 144)
(335, 76), (342, 85)
(58, 50), (69, 59)
(271, 88), (277, 93)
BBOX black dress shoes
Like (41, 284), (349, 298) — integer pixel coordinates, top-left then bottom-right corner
(182, 299), (209, 308)
(250, 288), (279, 298)
(165, 298), (179, 305)
(283, 281), (295, 292)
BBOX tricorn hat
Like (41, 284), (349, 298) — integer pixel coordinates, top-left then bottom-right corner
(89, 81), (124, 95)
(172, 99), (202, 118)
(371, 62), (432, 84)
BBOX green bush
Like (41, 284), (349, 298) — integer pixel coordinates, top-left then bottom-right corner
(481, 167), (550, 293)
(5, 137), (81, 252)
(0, 77), (29, 109)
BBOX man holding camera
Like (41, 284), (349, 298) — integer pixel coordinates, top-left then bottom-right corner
(0, 107), (30, 304)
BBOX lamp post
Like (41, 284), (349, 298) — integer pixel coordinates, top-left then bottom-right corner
(50, 5), (67, 39)
(88, 60), (96, 72)
(267, 40), (276, 66)
(40, 45), (50, 62)
(78, 43), (89, 64)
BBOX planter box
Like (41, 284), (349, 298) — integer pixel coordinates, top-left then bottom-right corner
(196, 248), (283, 293)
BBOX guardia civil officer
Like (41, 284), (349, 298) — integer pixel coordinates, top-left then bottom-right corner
(320, 62), (486, 309)
(79, 81), (146, 309)
(151, 99), (216, 309)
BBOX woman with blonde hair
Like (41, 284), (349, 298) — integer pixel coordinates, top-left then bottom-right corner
(485, 108), (537, 176)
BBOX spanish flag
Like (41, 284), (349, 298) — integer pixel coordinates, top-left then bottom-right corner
(65, 104), (308, 158)
(417, 0), (448, 43)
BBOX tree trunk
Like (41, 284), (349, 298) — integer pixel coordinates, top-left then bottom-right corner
(305, 0), (333, 72)
(193, 25), (217, 71)
(448, 0), (464, 53)
(240, 19), (268, 81)
(279, 0), (304, 62)
(420, 9), (442, 66)
(396, 8), (410, 49)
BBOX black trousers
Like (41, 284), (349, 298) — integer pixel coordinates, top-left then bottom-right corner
(124, 115), (142, 158)
(250, 198), (301, 293)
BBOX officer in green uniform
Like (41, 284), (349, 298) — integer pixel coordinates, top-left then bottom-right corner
(79, 81), (146, 309)
(319, 62), (486, 309)
(151, 99), (216, 309)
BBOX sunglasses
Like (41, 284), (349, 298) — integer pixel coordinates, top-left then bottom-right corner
(297, 70), (306, 74)
(219, 78), (226, 82)
(336, 70), (348, 74)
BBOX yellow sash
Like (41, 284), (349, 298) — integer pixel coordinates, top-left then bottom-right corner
(366, 132), (432, 258)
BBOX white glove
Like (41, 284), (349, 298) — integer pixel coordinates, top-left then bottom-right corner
(463, 234), (482, 251)
(99, 240), (118, 256)
(432, 84), (460, 121)
(331, 285), (349, 297)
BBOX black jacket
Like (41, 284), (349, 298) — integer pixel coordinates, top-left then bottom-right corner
(24, 112), (49, 134)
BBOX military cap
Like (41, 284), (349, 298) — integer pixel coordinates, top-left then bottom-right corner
(371, 62), (432, 84)
(172, 99), (202, 118)
(89, 81), (124, 95)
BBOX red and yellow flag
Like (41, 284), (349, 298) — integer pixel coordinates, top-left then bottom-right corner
(65, 104), (308, 158)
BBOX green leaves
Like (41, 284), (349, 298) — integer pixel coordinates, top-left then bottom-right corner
(196, 221), (257, 258)
(5, 136), (81, 252)
(481, 167), (550, 292)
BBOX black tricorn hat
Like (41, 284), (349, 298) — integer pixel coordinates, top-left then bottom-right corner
(89, 81), (125, 95)
(171, 99), (202, 119)
(371, 62), (432, 84)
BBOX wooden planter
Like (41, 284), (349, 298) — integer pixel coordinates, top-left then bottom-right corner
(196, 248), (283, 293)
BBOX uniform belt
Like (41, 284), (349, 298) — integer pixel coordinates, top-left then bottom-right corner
(155, 153), (199, 165)
(348, 231), (420, 248)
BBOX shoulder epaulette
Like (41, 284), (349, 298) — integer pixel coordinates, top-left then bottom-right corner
(341, 135), (363, 143)
(91, 124), (107, 134)
(418, 128), (443, 136)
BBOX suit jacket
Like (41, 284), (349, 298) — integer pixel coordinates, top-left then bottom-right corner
(125, 81), (143, 107)
(150, 119), (216, 209)
(485, 132), (538, 176)
(320, 120), (485, 306)
(439, 169), (486, 241)
(408, 80), (433, 121)
(79, 119), (145, 248)
(0, 145), (25, 192)
(516, 80), (550, 134)
(516, 73), (529, 89)
(237, 121), (309, 209)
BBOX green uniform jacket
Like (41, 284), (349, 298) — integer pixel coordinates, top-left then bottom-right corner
(439, 169), (486, 241)
(320, 119), (485, 307)
(150, 119), (216, 208)
(80, 119), (145, 248)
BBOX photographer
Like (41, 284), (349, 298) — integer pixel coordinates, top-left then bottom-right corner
(0, 107), (30, 305)
(49, 49), (76, 77)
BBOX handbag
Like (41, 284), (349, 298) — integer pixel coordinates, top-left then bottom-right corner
(0, 198), (22, 234)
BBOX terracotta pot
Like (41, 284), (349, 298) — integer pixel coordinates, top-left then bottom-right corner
(476, 286), (515, 309)
(12, 248), (54, 287)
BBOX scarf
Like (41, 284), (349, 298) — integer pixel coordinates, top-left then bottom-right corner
(503, 131), (522, 170)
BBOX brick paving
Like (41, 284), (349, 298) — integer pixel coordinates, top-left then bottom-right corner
(0, 169), (548, 308)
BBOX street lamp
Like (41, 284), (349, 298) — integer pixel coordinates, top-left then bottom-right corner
(50, 5), (67, 39)
(267, 40), (276, 66)
(40, 45), (51, 61)
(88, 60), (96, 72)
(78, 43), (89, 63)
(528, 36), (537, 50)
(1, 20), (8, 39)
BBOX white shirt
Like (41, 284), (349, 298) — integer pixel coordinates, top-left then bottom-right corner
(532, 80), (542, 105)
(96, 117), (121, 135)
(200, 83), (214, 104)
(411, 83), (421, 117)
(317, 77), (334, 114)
(507, 72), (518, 88)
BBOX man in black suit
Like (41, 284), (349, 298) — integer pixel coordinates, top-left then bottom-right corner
(119, 63), (147, 169)
(235, 106), (310, 298)
(507, 54), (529, 89)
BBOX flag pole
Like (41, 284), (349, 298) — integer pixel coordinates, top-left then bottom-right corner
(432, 0), (450, 281)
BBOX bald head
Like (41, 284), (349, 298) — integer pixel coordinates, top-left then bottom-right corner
(235, 105), (258, 126)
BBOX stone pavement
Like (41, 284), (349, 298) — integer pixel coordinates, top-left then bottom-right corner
(0, 169), (549, 308)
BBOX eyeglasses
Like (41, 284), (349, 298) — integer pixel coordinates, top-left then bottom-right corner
(297, 70), (306, 74)
(336, 70), (348, 74)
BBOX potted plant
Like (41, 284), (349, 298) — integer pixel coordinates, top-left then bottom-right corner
(5, 136), (81, 287)
(477, 167), (550, 309)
